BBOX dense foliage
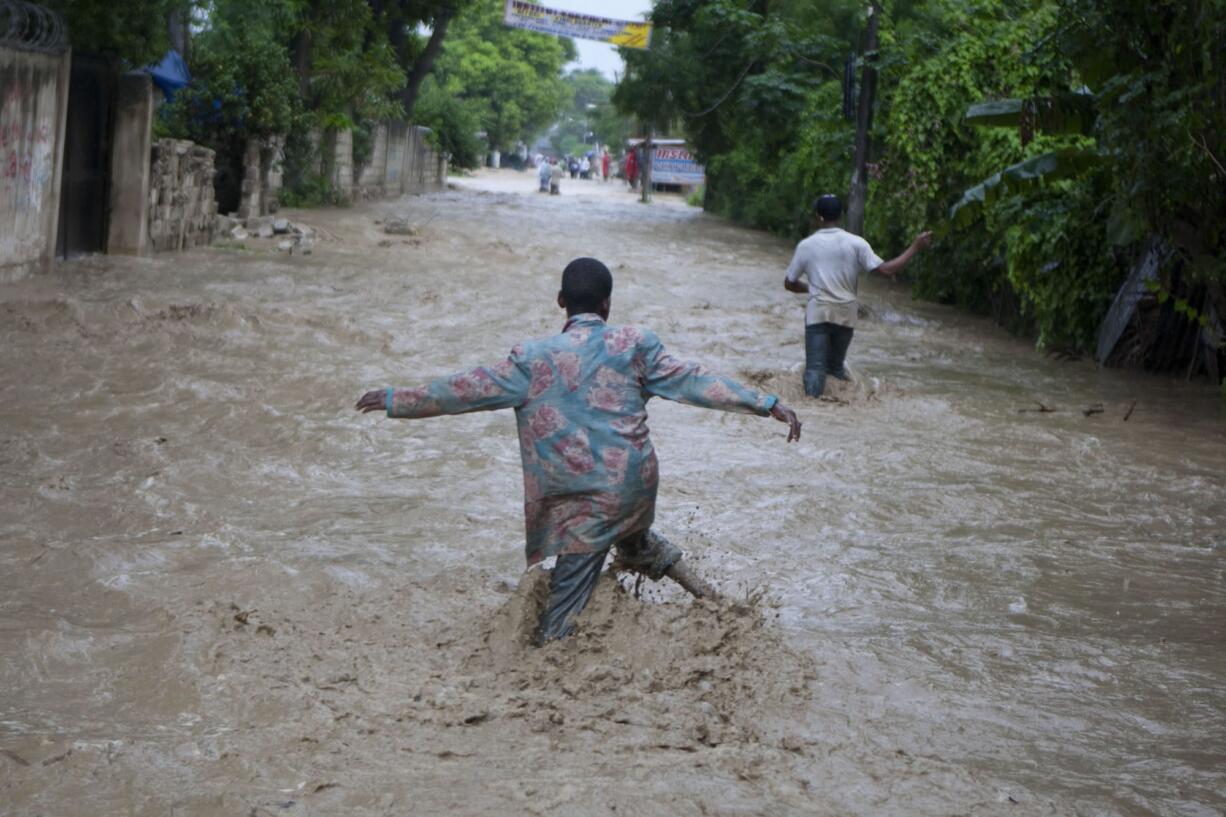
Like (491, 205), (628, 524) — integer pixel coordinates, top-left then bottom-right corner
(55, 0), (576, 194)
(616, 0), (1225, 374)
(415, 0), (575, 167)
(44, 0), (189, 66)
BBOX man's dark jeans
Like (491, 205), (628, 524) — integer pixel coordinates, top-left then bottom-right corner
(804, 322), (854, 397)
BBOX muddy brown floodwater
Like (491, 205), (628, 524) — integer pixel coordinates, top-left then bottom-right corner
(1, 169), (1224, 817)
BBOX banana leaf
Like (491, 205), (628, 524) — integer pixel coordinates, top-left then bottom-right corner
(963, 99), (1024, 127)
(963, 94), (1096, 136)
(948, 148), (1099, 228)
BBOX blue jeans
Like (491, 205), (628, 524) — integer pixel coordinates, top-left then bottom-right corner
(804, 322), (854, 397)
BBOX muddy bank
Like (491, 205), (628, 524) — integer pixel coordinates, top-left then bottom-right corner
(1, 169), (1224, 816)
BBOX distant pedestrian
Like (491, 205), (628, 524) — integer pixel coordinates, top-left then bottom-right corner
(601, 150), (611, 182)
(783, 194), (932, 397)
(580, 156), (591, 179)
(538, 157), (551, 193)
(549, 159), (564, 195)
(626, 149), (639, 190)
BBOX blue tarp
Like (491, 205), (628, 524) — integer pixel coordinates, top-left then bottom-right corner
(145, 51), (190, 101)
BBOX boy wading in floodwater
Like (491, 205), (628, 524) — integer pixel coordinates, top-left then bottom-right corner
(357, 258), (801, 644)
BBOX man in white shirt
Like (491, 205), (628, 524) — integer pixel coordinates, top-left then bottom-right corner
(538, 157), (552, 192)
(784, 194), (932, 397)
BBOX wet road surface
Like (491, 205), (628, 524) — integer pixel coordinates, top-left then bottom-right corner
(1, 169), (1224, 816)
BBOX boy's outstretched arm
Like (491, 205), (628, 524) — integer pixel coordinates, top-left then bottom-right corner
(640, 331), (801, 442)
(356, 348), (531, 419)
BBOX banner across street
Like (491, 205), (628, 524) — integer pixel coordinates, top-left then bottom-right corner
(502, 0), (652, 49)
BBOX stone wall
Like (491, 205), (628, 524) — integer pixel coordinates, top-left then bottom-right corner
(0, 45), (70, 281)
(229, 136), (285, 223)
(147, 139), (217, 253)
(235, 138), (261, 220)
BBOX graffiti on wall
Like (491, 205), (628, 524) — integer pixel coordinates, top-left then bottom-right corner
(1, 79), (55, 213)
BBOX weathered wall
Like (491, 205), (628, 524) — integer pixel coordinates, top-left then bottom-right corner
(0, 45), (70, 281)
(230, 136), (284, 222)
(403, 125), (447, 193)
(263, 136), (284, 212)
(384, 121), (407, 193)
(329, 128), (353, 200)
(350, 122), (448, 199)
(355, 122), (387, 199)
(236, 138), (262, 221)
(147, 139), (217, 253)
(106, 72), (154, 255)
(238, 121), (446, 213)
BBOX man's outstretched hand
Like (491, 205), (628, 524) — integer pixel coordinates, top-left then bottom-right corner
(356, 389), (387, 414)
(770, 402), (802, 442)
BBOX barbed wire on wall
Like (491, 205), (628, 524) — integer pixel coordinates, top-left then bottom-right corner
(0, 0), (68, 55)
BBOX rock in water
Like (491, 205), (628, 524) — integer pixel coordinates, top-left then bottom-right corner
(384, 218), (419, 236)
(273, 218), (290, 234)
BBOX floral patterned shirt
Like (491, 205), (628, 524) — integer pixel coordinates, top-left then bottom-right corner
(386, 313), (778, 565)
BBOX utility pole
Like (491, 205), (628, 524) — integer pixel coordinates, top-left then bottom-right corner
(640, 128), (653, 204)
(846, 1), (880, 236)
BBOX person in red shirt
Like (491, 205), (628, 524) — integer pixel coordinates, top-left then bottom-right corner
(601, 150), (611, 183)
(625, 148), (639, 190)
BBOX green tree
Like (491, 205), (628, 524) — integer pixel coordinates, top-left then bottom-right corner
(615, 0), (865, 231)
(615, 0), (1224, 376)
(413, 78), (484, 168)
(1056, 0), (1226, 288)
(45, 0), (190, 66)
(551, 69), (631, 157)
(422, 0), (575, 160)
(296, 0), (406, 129)
(374, 0), (476, 121)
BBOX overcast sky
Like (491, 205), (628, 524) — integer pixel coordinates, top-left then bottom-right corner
(550, 0), (656, 80)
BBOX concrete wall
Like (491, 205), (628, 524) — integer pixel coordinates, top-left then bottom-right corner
(403, 125), (447, 193)
(263, 135), (284, 211)
(355, 122), (388, 199)
(0, 45), (70, 282)
(106, 73), (154, 255)
(147, 139), (217, 252)
(93, 74), (217, 256)
(237, 120), (446, 213)
(329, 128), (353, 200)
(384, 121), (407, 193)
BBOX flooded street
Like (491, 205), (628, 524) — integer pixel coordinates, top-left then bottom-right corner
(2, 168), (1224, 816)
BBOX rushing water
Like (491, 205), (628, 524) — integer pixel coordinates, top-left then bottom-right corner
(1, 171), (1223, 817)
